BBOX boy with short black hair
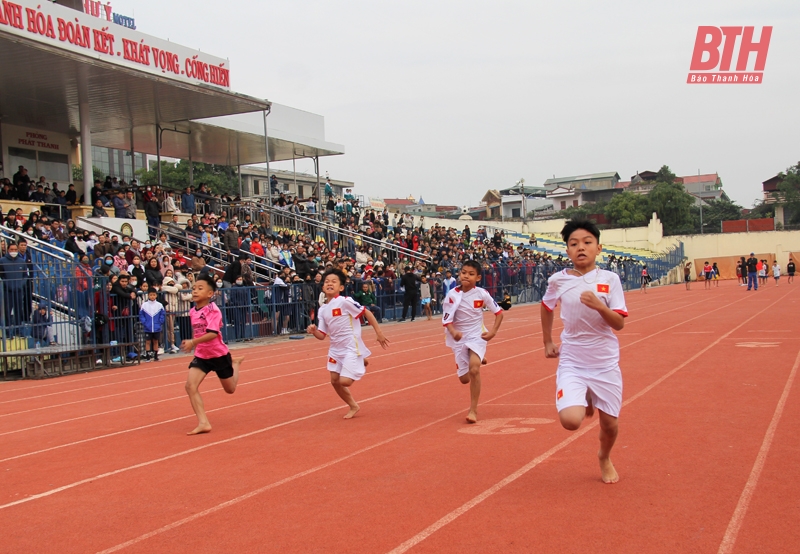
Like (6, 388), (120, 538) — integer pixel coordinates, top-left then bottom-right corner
(139, 289), (166, 362)
(541, 219), (627, 484)
(442, 260), (504, 424)
(182, 274), (244, 435)
(307, 268), (389, 419)
(788, 258), (795, 284)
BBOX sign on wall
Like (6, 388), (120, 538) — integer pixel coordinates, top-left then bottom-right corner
(0, 0), (230, 89)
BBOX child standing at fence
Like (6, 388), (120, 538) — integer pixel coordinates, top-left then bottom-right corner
(306, 268), (389, 419)
(541, 219), (627, 484)
(442, 260), (505, 424)
(139, 289), (166, 362)
(182, 274), (244, 435)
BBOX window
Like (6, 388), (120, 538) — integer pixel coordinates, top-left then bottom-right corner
(253, 180), (260, 195)
(8, 147), (69, 182)
(560, 201), (566, 210)
(573, 200), (579, 207)
(511, 208), (520, 218)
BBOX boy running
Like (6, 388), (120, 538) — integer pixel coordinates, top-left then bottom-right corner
(442, 260), (504, 424)
(307, 269), (389, 419)
(541, 220), (627, 484)
(182, 274), (244, 435)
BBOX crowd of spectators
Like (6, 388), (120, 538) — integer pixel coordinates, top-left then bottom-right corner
(0, 171), (647, 360)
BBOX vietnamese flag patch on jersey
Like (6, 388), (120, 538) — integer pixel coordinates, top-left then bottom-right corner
(328, 357), (336, 364)
(332, 308), (342, 317)
(474, 300), (484, 308)
(597, 284), (610, 293)
(557, 389), (564, 400)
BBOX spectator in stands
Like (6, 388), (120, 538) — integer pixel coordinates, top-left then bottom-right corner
(181, 187), (196, 215)
(399, 265), (421, 322)
(354, 282), (382, 323)
(112, 190), (128, 218)
(64, 183), (77, 205)
(110, 274), (137, 361)
(0, 243), (29, 332)
(144, 257), (164, 287)
(145, 194), (160, 239)
(160, 275), (180, 353)
(92, 199), (108, 218)
(228, 276), (250, 340)
(223, 224), (240, 261)
(93, 234), (112, 259)
(222, 255), (243, 288)
(13, 166), (31, 200)
(191, 248), (207, 275)
(125, 190), (137, 219)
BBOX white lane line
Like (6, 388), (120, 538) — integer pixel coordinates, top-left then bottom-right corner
(716, 346), (800, 554)
(94, 376), (556, 554)
(385, 290), (791, 554)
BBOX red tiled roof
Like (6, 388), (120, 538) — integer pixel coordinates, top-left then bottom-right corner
(681, 174), (719, 184)
(615, 181), (631, 189)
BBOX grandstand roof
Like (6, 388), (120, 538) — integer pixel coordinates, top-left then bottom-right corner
(543, 172), (620, 187)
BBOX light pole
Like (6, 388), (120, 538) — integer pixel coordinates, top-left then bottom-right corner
(516, 178), (528, 232)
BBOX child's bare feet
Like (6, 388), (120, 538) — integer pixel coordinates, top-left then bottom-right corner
(187, 423), (212, 435)
(598, 452), (619, 483)
(466, 410), (478, 424)
(585, 391), (594, 418)
(343, 405), (360, 419)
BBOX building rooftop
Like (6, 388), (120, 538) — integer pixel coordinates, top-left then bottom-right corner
(543, 172), (620, 186)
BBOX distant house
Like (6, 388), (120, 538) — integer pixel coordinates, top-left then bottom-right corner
(627, 171), (728, 203)
(761, 174), (783, 204)
(544, 172), (622, 211)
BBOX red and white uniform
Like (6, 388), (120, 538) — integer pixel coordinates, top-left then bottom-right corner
(442, 286), (502, 377)
(542, 268), (628, 416)
(318, 295), (371, 380)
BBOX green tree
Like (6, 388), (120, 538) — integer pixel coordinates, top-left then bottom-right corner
(604, 192), (650, 227)
(72, 164), (105, 184)
(646, 165), (696, 234)
(697, 198), (743, 233)
(556, 201), (608, 222)
(772, 162), (800, 224)
(135, 160), (240, 196)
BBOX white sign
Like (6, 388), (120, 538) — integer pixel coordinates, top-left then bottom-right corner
(2, 123), (71, 154)
(0, 0), (230, 89)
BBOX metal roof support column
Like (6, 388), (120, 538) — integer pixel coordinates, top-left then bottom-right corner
(188, 137), (193, 189)
(315, 155), (320, 219)
(237, 143), (242, 199)
(262, 108), (271, 205)
(77, 65), (92, 206)
(156, 124), (162, 188)
(129, 128), (136, 181)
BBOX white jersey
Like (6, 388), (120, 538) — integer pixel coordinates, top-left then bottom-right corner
(773, 265), (781, 278)
(542, 268), (628, 370)
(318, 295), (372, 359)
(442, 286), (502, 348)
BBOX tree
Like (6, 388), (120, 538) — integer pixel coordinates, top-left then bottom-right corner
(646, 165), (696, 234)
(556, 201), (608, 222)
(72, 164), (105, 184)
(773, 162), (800, 224)
(604, 192), (650, 227)
(135, 160), (240, 196)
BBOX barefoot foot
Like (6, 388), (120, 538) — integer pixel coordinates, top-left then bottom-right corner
(187, 423), (212, 435)
(343, 405), (360, 419)
(466, 410), (478, 424)
(598, 453), (619, 484)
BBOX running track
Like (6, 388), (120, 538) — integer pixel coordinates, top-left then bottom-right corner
(0, 280), (798, 553)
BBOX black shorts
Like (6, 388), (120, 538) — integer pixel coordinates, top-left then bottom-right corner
(145, 332), (160, 341)
(685, 274), (691, 282)
(189, 353), (234, 380)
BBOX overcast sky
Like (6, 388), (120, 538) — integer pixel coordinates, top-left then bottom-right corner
(115, 0), (799, 208)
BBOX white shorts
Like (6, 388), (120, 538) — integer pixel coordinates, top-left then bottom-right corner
(452, 339), (487, 377)
(556, 365), (623, 417)
(327, 352), (366, 381)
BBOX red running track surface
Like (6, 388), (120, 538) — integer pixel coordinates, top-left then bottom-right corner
(0, 280), (798, 553)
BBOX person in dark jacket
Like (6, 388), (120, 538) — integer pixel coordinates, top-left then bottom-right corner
(399, 265), (421, 322)
(144, 257), (164, 287)
(92, 199), (109, 218)
(144, 197), (161, 240)
(32, 302), (56, 345)
(112, 190), (128, 218)
(222, 257), (242, 288)
(746, 253), (759, 291)
(227, 277), (250, 340)
(0, 243), (30, 331)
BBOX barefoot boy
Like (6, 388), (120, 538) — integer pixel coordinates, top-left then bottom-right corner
(442, 260), (504, 424)
(540, 219), (627, 484)
(182, 274), (244, 435)
(306, 268), (389, 419)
